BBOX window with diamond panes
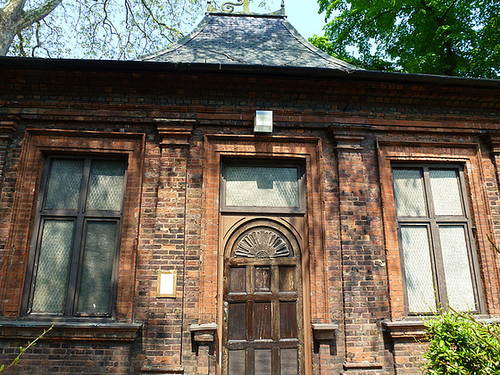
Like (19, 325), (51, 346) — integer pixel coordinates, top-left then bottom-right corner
(392, 166), (482, 314)
(221, 161), (305, 213)
(23, 156), (126, 316)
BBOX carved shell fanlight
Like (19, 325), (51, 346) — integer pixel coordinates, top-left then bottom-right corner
(234, 229), (290, 258)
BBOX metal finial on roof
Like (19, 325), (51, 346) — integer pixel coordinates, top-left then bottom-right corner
(221, 0), (250, 13)
(281, 0), (285, 8)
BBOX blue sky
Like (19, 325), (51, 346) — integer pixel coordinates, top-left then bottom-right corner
(250, 0), (328, 38)
(272, 0), (327, 38)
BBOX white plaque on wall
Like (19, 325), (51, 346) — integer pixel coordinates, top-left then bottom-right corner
(157, 270), (177, 298)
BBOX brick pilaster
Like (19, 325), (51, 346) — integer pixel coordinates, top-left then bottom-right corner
(0, 117), (19, 246)
(334, 133), (391, 374)
(140, 120), (194, 374)
(482, 132), (500, 314)
(0, 117), (19, 321)
(0, 118), (18, 186)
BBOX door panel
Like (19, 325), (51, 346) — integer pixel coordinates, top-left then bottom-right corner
(228, 303), (247, 340)
(281, 349), (299, 375)
(229, 267), (246, 292)
(255, 267), (272, 291)
(255, 349), (272, 374)
(254, 302), (272, 339)
(279, 301), (297, 339)
(228, 350), (246, 373)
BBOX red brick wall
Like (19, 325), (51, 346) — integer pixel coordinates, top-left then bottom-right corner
(392, 340), (428, 374)
(0, 338), (140, 374)
(0, 65), (498, 374)
(335, 134), (390, 372)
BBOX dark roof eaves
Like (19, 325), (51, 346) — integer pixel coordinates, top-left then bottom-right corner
(1, 56), (499, 89)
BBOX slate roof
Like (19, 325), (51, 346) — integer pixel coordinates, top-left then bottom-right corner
(141, 10), (357, 72)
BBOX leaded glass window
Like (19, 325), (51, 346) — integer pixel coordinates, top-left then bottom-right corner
(392, 165), (482, 314)
(24, 156), (126, 316)
(221, 161), (305, 213)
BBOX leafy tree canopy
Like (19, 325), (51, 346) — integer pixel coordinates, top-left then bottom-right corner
(310, 0), (500, 78)
(0, 0), (265, 59)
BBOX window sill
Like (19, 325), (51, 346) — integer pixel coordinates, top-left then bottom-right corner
(312, 323), (338, 341)
(0, 319), (142, 342)
(382, 316), (500, 341)
(382, 320), (427, 340)
(189, 323), (217, 343)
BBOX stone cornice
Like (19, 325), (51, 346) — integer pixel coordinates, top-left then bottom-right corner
(155, 118), (195, 147)
(0, 116), (19, 140)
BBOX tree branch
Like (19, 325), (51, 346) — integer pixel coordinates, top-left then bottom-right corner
(16, 30), (26, 56)
(439, 0), (459, 24)
(362, 10), (392, 26)
(3, 0), (27, 19)
(0, 325), (53, 373)
(17, 0), (62, 32)
(139, 0), (179, 34)
(31, 20), (42, 57)
(419, 0), (438, 19)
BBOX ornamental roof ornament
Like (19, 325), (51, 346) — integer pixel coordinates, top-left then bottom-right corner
(222, 0), (250, 13)
(207, 0), (285, 14)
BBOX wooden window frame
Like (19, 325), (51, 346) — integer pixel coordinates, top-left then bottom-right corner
(220, 159), (306, 214)
(21, 155), (127, 318)
(392, 163), (484, 315)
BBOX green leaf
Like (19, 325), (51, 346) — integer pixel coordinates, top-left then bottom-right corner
(315, 0), (500, 78)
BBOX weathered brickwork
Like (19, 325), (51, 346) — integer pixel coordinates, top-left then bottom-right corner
(0, 61), (499, 374)
(392, 340), (428, 375)
(335, 134), (390, 374)
(0, 339), (139, 374)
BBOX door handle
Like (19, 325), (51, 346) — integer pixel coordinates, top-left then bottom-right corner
(224, 301), (228, 322)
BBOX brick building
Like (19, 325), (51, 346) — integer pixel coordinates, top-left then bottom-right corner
(0, 1), (499, 374)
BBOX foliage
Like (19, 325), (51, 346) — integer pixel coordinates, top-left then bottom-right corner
(423, 310), (500, 374)
(1, 0), (204, 58)
(0, 0), (267, 59)
(311, 0), (500, 78)
(0, 325), (53, 373)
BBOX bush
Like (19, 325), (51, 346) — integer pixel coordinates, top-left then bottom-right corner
(423, 310), (500, 374)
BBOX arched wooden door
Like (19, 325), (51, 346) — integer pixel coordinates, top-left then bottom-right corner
(222, 221), (304, 375)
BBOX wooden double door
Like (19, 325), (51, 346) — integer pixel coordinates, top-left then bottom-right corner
(222, 223), (303, 375)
